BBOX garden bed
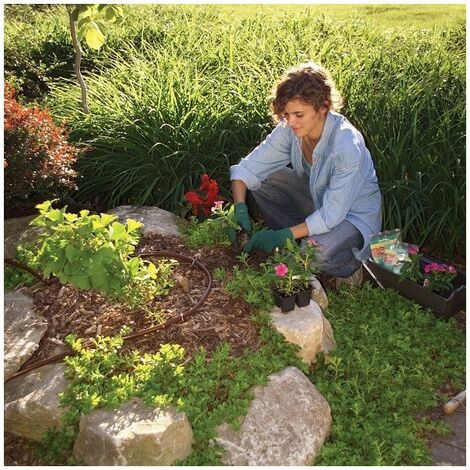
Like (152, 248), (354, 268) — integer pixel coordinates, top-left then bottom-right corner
(19, 234), (269, 368)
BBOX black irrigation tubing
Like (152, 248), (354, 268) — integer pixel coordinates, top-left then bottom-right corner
(4, 250), (212, 383)
(4, 257), (45, 282)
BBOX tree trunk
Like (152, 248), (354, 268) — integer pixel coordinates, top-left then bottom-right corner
(67, 8), (89, 113)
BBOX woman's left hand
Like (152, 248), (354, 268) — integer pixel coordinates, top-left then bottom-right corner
(243, 228), (293, 253)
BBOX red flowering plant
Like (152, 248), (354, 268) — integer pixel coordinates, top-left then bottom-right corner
(184, 174), (221, 219)
(4, 83), (83, 213)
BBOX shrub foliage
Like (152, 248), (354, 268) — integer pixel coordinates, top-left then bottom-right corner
(4, 84), (81, 215)
(31, 200), (176, 306)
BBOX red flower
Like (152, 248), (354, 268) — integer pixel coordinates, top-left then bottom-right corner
(184, 174), (221, 217)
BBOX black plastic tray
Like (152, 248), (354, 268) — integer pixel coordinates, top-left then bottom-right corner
(365, 255), (466, 318)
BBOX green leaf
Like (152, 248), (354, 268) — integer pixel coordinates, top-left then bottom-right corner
(77, 17), (89, 31)
(110, 222), (127, 241)
(65, 245), (81, 263)
(95, 20), (107, 36)
(126, 219), (143, 233)
(147, 262), (157, 279)
(35, 200), (53, 212)
(90, 272), (109, 291)
(77, 24), (88, 42)
(85, 22), (105, 49)
(45, 209), (63, 223)
(73, 274), (91, 290)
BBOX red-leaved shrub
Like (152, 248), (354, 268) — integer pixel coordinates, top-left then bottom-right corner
(4, 83), (82, 213)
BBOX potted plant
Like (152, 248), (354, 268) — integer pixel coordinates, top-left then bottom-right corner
(267, 238), (319, 313)
(366, 245), (465, 318)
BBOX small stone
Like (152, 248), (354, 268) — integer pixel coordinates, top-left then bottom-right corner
(174, 273), (190, 293)
(270, 301), (324, 364)
(108, 206), (182, 237)
(4, 292), (48, 380)
(311, 276), (329, 310)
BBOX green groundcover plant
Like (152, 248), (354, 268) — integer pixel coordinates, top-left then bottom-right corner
(311, 283), (465, 465)
(35, 269), (465, 465)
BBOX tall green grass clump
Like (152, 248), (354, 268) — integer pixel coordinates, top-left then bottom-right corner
(41, 5), (464, 257)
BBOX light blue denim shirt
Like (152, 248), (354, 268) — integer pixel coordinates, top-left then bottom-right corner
(230, 111), (382, 260)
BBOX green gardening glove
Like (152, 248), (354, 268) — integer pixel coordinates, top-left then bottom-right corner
(228, 202), (252, 243)
(243, 228), (294, 254)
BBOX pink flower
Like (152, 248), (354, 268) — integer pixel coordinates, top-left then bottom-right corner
(408, 246), (419, 255)
(424, 262), (446, 273)
(274, 263), (288, 277)
(447, 265), (457, 273)
(210, 200), (224, 213)
(307, 239), (318, 246)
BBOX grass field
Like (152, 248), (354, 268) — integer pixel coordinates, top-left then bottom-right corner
(175, 3), (465, 30)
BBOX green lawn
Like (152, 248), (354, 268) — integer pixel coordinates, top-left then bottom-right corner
(171, 4), (465, 30)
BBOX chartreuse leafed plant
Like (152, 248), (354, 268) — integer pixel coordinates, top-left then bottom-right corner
(310, 283), (465, 465)
(31, 200), (177, 306)
(39, 314), (305, 465)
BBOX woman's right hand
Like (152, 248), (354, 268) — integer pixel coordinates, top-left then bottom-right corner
(228, 202), (252, 243)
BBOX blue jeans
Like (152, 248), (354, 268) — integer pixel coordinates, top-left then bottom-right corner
(250, 167), (363, 277)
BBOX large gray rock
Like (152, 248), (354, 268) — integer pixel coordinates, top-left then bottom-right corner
(215, 366), (331, 465)
(271, 300), (326, 364)
(109, 206), (182, 237)
(4, 292), (48, 380)
(73, 398), (193, 465)
(4, 363), (68, 441)
(4, 215), (38, 258)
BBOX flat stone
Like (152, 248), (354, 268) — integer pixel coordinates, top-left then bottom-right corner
(215, 366), (331, 465)
(4, 292), (48, 380)
(4, 215), (38, 258)
(108, 206), (182, 237)
(73, 397), (193, 465)
(271, 300), (326, 364)
(4, 363), (68, 441)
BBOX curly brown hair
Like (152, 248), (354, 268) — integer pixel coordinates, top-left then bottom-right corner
(270, 62), (343, 122)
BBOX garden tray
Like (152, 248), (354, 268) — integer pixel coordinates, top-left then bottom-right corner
(365, 255), (466, 318)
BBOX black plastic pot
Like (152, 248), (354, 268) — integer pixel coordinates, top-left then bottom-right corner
(296, 286), (312, 307)
(365, 255), (466, 318)
(272, 289), (297, 313)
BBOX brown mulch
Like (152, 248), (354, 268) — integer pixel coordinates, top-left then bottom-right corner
(19, 234), (270, 368)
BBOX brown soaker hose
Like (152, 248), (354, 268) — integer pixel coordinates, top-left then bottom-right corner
(4, 249), (212, 383)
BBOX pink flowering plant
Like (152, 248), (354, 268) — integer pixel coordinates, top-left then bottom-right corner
(210, 201), (239, 230)
(399, 246), (457, 296)
(267, 238), (319, 295)
(423, 262), (457, 295)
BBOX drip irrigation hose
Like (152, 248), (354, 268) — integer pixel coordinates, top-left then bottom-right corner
(5, 250), (212, 383)
(4, 257), (44, 282)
